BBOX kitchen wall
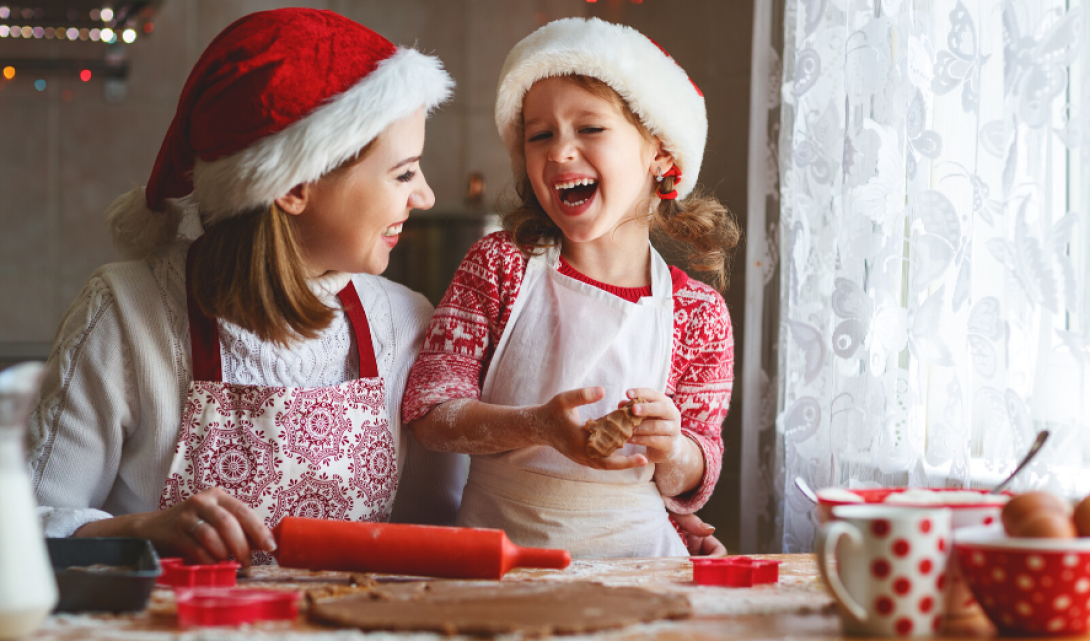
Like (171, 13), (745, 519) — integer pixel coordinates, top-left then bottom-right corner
(0, 0), (753, 551)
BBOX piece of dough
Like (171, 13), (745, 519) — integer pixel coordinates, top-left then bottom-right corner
(585, 398), (646, 458)
(309, 581), (692, 635)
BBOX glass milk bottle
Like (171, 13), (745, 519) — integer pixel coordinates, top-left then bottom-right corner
(0, 362), (57, 639)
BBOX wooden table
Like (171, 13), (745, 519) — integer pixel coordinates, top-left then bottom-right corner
(29, 554), (1002, 640)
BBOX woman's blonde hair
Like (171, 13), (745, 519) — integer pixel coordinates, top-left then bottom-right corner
(504, 75), (741, 290)
(190, 141), (376, 346)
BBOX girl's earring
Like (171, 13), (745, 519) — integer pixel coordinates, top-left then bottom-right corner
(655, 167), (664, 183)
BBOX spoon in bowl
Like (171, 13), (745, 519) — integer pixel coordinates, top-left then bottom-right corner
(990, 430), (1050, 494)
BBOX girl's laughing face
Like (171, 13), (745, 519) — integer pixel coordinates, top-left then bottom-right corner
(522, 77), (661, 245)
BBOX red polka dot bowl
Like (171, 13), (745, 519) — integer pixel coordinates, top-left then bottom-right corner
(954, 524), (1090, 636)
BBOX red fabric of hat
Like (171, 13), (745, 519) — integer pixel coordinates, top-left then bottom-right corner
(107, 7), (453, 260)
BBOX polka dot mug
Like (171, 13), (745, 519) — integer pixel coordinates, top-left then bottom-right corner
(817, 505), (952, 637)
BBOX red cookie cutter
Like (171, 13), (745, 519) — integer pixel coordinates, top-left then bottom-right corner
(175, 587), (300, 627)
(157, 557), (240, 588)
(691, 556), (782, 587)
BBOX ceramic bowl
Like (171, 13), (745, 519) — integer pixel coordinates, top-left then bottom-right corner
(954, 524), (1090, 636)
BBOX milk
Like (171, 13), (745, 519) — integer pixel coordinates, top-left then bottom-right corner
(0, 363), (57, 639)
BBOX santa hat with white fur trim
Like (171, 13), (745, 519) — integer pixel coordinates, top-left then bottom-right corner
(495, 17), (706, 200)
(107, 8), (453, 260)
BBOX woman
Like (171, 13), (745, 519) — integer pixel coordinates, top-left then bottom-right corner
(26, 8), (463, 566)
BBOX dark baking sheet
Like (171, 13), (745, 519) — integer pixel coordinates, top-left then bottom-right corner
(47, 537), (161, 612)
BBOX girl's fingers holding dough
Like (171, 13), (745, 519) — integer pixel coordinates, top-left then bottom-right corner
(592, 451), (648, 470)
(555, 387), (605, 411)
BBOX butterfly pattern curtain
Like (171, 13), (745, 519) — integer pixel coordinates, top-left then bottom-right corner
(743, 0), (1090, 553)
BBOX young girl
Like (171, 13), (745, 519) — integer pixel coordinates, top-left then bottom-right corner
(404, 18), (738, 558)
(27, 8), (463, 565)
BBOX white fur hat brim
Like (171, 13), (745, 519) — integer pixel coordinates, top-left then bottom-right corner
(495, 17), (706, 199)
(107, 47), (453, 260)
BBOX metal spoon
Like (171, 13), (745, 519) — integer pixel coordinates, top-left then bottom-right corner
(991, 430), (1050, 494)
(794, 476), (818, 504)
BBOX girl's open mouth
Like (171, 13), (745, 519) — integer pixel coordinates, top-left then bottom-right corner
(553, 178), (598, 213)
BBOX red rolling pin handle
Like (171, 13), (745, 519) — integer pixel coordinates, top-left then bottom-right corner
(272, 517), (571, 579)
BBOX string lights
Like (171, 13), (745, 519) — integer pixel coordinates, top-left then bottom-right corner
(0, 4), (156, 43)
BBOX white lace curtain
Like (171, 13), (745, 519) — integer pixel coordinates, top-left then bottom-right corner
(743, 0), (1090, 553)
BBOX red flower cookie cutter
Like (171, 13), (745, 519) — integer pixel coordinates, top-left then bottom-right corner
(157, 557), (240, 588)
(175, 587), (300, 627)
(692, 556), (782, 587)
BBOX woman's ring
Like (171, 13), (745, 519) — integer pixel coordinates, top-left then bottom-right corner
(188, 518), (207, 536)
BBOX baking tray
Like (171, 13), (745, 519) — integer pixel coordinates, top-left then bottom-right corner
(47, 537), (162, 612)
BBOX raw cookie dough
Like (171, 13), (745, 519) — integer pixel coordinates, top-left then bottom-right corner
(586, 398), (646, 458)
(310, 581), (692, 635)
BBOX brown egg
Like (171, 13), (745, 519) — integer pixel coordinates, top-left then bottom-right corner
(1002, 491), (1071, 535)
(1074, 495), (1090, 537)
(1013, 509), (1078, 538)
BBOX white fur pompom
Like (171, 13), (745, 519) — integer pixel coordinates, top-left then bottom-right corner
(105, 186), (182, 261)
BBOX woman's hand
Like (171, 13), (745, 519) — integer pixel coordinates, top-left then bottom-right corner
(670, 511), (727, 556)
(74, 487), (276, 567)
(536, 387), (649, 471)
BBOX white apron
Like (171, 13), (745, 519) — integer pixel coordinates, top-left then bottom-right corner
(159, 240), (399, 565)
(456, 243), (688, 558)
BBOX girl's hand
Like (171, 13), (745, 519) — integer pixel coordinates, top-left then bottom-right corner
(536, 387), (649, 471)
(74, 487), (276, 568)
(624, 388), (683, 464)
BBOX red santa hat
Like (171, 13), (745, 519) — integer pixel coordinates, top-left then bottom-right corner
(107, 8), (453, 260)
(495, 18), (706, 201)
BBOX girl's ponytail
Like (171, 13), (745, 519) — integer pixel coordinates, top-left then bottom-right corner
(651, 187), (741, 292)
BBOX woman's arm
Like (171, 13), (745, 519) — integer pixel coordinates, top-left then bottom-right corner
(29, 269), (274, 566)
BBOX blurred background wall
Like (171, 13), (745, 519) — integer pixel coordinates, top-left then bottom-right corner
(0, 0), (754, 551)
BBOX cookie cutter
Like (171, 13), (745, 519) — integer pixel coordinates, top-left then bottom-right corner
(691, 556), (782, 587)
(157, 557), (239, 588)
(175, 587), (300, 627)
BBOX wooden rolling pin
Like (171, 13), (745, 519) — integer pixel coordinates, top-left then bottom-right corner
(272, 517), (571, 579)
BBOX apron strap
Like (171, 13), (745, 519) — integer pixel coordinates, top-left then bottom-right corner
(184, 238), (379, 382)
(336, 279), (379, 379)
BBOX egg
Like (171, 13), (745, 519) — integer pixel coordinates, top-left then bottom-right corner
(1002, 491), (1071, 535)
(1074, 495), (1090, 537)
(1012, 510), (1078, 538)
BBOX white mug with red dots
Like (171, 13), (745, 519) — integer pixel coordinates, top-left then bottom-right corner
(817, 505), (953, 637)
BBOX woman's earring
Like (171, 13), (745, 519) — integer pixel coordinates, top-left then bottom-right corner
(655, 167), (664, 183)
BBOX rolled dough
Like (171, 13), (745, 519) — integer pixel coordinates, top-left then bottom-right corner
(585, 398), (646, 458)
(309, 580), (692, 635)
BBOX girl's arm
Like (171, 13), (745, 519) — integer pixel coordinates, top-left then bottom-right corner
(409, 388), (648, 470)
(633, 275), (734, 506)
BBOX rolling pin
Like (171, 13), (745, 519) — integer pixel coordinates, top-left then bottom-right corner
(272, 517), (571, 579)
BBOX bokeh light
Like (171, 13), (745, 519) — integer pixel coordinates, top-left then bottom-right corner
(90, 28), (100, 41)
(67, 28), (79, 39)
(143, 22), (153, 34)
(3, 66), (14, 80)
(34, 79), (46, 91)
(101, 28), (115, 43)
(122, 28), (135, 43)
(32, 26), (43, 38)
(21, 26), (32, 37)
(89, 8), (99, 20)
(100, 8), (113, 21)
(0, 6), (8, 19)
(0, 26), (9, 37)
(79, 28), (89, 40)
(62, 89), (73, 102)
(80, 69), (92, 82)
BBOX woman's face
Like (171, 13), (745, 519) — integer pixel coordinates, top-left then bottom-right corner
(284, 107), (434, 276)
(522, 77), (657, 245)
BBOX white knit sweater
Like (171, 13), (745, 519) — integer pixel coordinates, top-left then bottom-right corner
(27, 240), (465, 537)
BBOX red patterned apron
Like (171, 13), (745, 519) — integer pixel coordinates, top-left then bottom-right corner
(159, 240), (398, 565)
